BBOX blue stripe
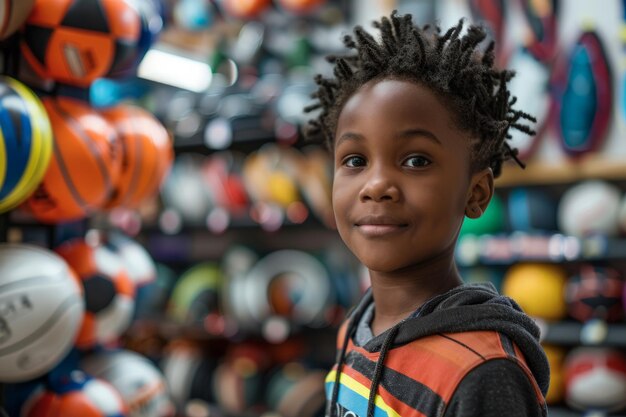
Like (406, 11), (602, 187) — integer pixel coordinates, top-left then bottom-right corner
(0, 90), (33, 198)
(326, 380), (389, 417)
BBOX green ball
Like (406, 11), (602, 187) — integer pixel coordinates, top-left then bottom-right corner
(459, 193), (506, 237)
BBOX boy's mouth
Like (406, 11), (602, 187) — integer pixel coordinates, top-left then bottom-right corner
(354, 215), (408, 236)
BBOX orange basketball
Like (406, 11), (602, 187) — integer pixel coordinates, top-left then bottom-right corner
(100, 104), (173, 209)
(20, 0), (141, 86)
(27, 97), (122, 223)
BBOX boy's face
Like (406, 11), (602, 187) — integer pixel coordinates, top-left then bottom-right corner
(332, 78), (480, 273)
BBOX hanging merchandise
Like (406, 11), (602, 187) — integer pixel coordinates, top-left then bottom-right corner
(20, 0), (142, 86)
(557, 180), (622, 238)
(551, 30), (612, 158)
(517, 0), (559, 62)
(564, 347), (626, 413)
(0, 0), (36, 40)
(56, 238), (136, 350)
(26, 97), (123, 224)
(467, 0), (506, 62)
(565, 264), (624, 323)
(81, 349), (173, 417)
(458, 192), (506, 237)
(100, 104), (173, 210)
(0, 76), (53, 214)
(0, 244), (84, 383)
(20, 370), (128, 417)
(201, 151), (249, 219)
(505, 48), (550, 161)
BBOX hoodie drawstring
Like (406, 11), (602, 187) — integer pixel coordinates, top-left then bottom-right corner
(366, 325), (399, 417)
(330, 313), (359, 417)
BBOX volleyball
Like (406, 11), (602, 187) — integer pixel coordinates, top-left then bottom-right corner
(0, 244), (84, 383)
(56, 238), (135, 350)
(21, 370), (127, 417)
(100, 104), (173, 210)
(21, 0), (141, 86)
(81, 349), (172, 417)
(27, 97), (122, 223)
(0, 76), (53, 214)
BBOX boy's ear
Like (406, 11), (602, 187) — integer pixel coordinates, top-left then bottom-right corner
(465, 168), (494, 218)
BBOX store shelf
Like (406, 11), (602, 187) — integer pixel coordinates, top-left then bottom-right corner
(456, 233), (626, 266)
(496, 157), (626, 188)
(539, 320), (626, 347)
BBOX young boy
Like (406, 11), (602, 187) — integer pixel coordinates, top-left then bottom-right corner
(304, 11), (550, 417)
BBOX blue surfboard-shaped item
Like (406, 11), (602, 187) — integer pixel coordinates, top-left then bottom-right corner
(518, 0), (559, 63)
(552, 30), (612, 157)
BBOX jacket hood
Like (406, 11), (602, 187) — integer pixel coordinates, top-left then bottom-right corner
(350, 282), (550, 397)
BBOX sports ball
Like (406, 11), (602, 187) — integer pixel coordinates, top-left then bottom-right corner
(21, 370), (127, 417)
(501, 263), (567, 320)
(558, 180), (622, 237)
(507, 187), (558, 232)
(56, 238), (135, 350)
(21, 0), (141, 87)
(81, 349), (172, 417)
(100, 104), (172, 209)
(102, 231), (156, 287)
(167, 262), (222, 327)
(0, 244), (84, 383)
(222, 0), (271, 19)
(459, 193), (506, 237)
(0, 0), (36, 39)
(27, 97), (122, 223)
(565, 264), (624, 323)
(160, 339), (216, 407)
(543, 344), (566, 404)
(564, 347), (626, 412)
(0, 76), (53, 214)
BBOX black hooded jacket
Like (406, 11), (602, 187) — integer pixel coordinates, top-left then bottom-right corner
(326, 283), (550, 417)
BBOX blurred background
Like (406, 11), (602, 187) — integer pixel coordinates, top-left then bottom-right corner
(0, 0), (626, 416)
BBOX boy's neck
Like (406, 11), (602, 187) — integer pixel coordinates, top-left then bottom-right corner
(368, 248), (463, 336)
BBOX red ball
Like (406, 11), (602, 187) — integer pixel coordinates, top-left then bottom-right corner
(21, 0), (141, 86)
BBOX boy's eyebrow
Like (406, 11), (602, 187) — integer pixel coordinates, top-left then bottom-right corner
(336, 128), (442, 147)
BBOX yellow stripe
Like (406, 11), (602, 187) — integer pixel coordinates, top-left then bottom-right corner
(326, 370), (402, 417)
(0, 77), (52, 212)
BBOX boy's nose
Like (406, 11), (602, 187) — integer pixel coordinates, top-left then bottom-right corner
(358, 173), (400, 202)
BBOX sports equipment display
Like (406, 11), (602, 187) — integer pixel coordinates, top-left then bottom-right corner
(0, 76), (53, 214)
(56, 238), (135, 350)
(0, 244), (84, 382)
(21, 0), (141, 86)
(27, 97), (122, 223)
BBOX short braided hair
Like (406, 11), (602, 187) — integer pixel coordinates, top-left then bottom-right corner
(304, 11), (536, 177)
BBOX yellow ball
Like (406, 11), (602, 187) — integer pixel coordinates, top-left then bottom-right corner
(543, 344), (566, 404)
(268, 172), (299, 207)
(502, 263), (567, 320)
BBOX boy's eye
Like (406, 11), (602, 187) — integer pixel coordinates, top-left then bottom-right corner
(404, 155), (431, 168)
(344, 155), (366, 168)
